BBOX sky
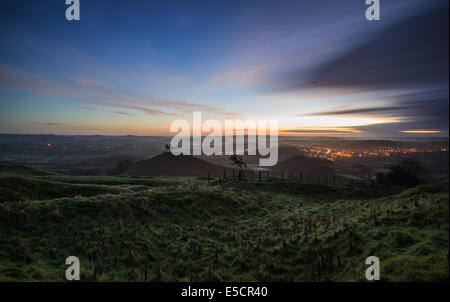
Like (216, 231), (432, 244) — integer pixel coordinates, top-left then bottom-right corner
(0, 0), (448, 137)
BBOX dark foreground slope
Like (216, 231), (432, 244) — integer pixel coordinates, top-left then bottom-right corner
(274, 155), (334, 177)
(0, 166), (448, 281)
(125, 152), (233, 178)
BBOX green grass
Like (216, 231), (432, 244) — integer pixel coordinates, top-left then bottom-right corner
(0, 165), (448, 281)
(37, 174), (203, 187)
(0, 176), (134, 202)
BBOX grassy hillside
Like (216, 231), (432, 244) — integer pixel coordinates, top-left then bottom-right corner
(0, 163), (56, 177)
(0, 165), (448, 281)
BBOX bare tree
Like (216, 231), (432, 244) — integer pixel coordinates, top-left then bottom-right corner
(230, 154), (247, 172)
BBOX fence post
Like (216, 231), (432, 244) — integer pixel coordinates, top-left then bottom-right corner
(259, 171), (262, 180)
(238, 170), (242, 181)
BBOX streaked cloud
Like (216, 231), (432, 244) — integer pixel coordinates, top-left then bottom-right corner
(85, 100), (178, 117)
(293, 2), (448, 91)
(30, 122), (65, 127)
(281, 127), (363, 136)
(73, 105), (137, 116)
(301, 106), (408, 117)
(399, 130), (442, 134)
(0, 63), (239, 118)
(0, 65), (70, 96)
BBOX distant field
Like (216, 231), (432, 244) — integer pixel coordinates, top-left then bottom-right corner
(0, 164), (448, 281)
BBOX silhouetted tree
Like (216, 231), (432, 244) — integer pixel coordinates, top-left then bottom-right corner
(230, 154), (247, 172)
(376, 159), (425, 187)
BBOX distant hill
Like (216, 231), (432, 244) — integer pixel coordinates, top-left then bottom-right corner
(274, 155), (334, 176)
(125, 152), (234, 177)
(196, 144), (305, 168)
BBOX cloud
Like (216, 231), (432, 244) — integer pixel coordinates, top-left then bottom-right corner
(300, 90), (449, 133)
(304, 2), (449, 91)
(0, 65), (70, 96)
(135, 99), (239, 117)
(389, 91), (449, 130)
(301, 106), (408, 116)
(85, 100), (179, 117)
(399, 130), (442, 134)
(30, 122), (66, 127)
(0, 63), (239, 118)
(352, 122), (447, 137)
(282, 127), (363, 135)
(72, 105), (137, 116)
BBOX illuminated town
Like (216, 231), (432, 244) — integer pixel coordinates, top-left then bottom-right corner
(297, 145), (448, 161)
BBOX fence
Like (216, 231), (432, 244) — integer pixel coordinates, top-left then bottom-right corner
(206, 169), (368, 186)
